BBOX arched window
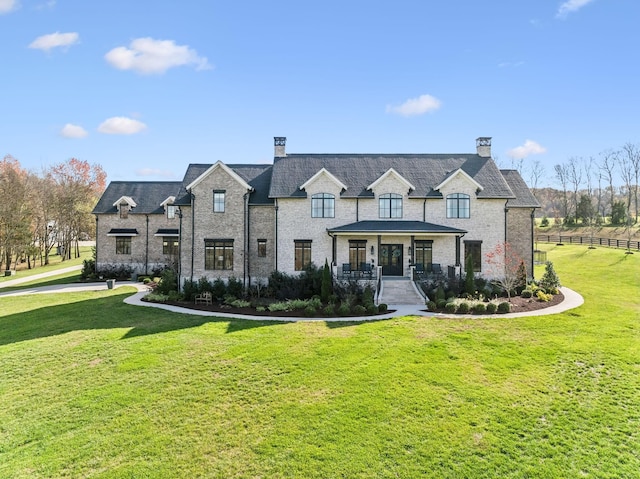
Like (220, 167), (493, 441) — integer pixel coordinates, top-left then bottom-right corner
(311, 193), (335, 218)
(379, 193), (403, 218)
(446, 193), (470, 218)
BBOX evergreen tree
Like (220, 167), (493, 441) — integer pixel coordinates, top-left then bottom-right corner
(539, 261), (561, 292)
(465, 254), (475, 295)
(321, 259), (332, 303)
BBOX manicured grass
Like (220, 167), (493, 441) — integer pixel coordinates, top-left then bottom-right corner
(0, 246), (638, 478)
(0, 246), (92, 283)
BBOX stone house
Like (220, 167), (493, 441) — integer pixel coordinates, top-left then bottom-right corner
(92, 137), (540, 286)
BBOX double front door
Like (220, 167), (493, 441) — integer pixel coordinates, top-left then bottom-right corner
(380, 244), (403, 276)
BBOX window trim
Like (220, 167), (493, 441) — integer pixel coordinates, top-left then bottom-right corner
(163, 237), (179, 256)
(311, 193), (335, 218)
(464, 240), (482, 272)
(447, 193), (470, 219)
(213, 190), (226, 213)
(294, 239), (312, 271)
(348, 240), (367, 271)
(166, 205), (176, 219)
(205, 239), (234, 270)
(116, 236), (131, 255)
(257, 239), (267, 258)
(378, 193), (403, 219)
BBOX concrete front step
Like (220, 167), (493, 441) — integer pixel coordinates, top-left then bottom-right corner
(379, 279), (425, 305)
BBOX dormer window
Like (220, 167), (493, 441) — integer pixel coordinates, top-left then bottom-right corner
(167, 205), (176, 219)
(120, 204), (129, 219)
(379, 193), (402, 218)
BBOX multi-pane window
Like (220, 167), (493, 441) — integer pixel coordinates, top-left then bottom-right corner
(167, 205), (176, 219)
(465, 241), (482, 272)
(311, 193), (335, 218)
(447, 193), (470, 218)
(294, 240), (312, 271)
(119, 204), (129, 219)
(163, 237), (179, 256)
(213, 190), (226, 213)
(349, 240), (367, 270)
(379, 193), (403, 218)
(257, 239), (267, 257)
(414, 240), (433, 269)
(205, 239), (234, 270)
(116, 237), (131, 255)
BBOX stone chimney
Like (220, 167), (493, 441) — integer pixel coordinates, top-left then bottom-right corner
(476, 137), (492, 157)
(274, 137), (286, 157)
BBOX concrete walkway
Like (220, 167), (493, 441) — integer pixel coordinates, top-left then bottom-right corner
(0, 265), (82, 289)
(379, 278), (425, 305)
(0, 278), (584, 322)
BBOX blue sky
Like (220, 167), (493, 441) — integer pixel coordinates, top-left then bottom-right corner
(2, 0), (638, 186)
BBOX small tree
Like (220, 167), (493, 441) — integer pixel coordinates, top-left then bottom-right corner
(516, 260), (527, 294)
(464, 253), (475, 295)
(539, 261), (561, 292)
(484, 242), (524, 301)
(321, 259), (332, 303)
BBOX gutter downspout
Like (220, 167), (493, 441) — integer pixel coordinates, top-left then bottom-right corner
(190, 192), (195, 282)
(327, 230), (336, 266)
(178, 208), (183, 290)
(530, 208), (536, 280)
(95, 216), (99, 274)
(504, 200), (509, 276)
(243, 191), (250, 290)
(423, 199), (426, 222)
(145, 214), (149, 276)
(274, 199), (279, 272)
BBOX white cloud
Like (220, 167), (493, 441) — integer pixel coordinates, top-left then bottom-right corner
(556, 0), (595, 18)
(60, 123), (88, 138)
(29, 32), (79, 52)
(507, 140), (547, 159)
(98, 117), (147, 135)
(386, 94), (442, 117)
(136, 168), (177, 178)
(104, 37), (211, 75)
(0, 0), (17, 14)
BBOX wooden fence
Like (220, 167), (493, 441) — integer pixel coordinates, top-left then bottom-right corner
(535, 235), (640, 251)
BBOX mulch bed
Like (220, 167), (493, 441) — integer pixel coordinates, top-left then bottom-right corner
(145, 291), (565, 318)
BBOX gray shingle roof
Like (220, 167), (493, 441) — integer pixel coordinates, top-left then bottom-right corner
(175, 163), (273, 205)
(328, 220), (467, 234)
(501, 170), (541, 208)
(93, 181), (182, 215)
(268, 154), (515, 199)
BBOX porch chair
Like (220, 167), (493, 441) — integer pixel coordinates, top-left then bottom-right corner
(342, 263), (352, 279)
(195, 291), (212, 305)
(414, 263), (425, 280)
(431, 263), (443, 279)
(360, 262), (373, 279)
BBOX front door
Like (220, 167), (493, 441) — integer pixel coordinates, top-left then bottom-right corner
(380, 244), (403, 276)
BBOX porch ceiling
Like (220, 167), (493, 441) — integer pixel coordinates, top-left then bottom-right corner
(327, 220), (466, 236)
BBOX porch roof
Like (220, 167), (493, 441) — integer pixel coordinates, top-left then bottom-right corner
(327, 220), (466, 236)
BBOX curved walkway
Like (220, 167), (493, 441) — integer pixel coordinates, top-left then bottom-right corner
(0, 280), (584, 322)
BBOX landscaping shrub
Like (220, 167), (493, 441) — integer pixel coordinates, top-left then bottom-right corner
(227, 276), (244, 298)
(145, 292), (169, 303)
(457, 301), (470, 314)
(473, 303), (486, 314)
(436, 299), (447, 309)
(435, 285), (446, 302)
(81, 258), (96, 280)
(323, 304), (335, 317)
(321, 259), (332, 303)
(212, 278), (227, 301)
(486, 302), (498, 314)
(521, 289), (533, 299)
(167, 291), (182, 302)
(465, 254), (475, 295)
(377, 303), (388, 313)
(352, 305), (366, 316)
(536, 291), (553, 302)
(445, 302), (457, 313)
(304, 306), (317, 317)
(427, 300), (437, 311)
(156, 268), (178, 295)
(539, 261), (561, 292)
(366, 303), (378, 315)
(338, 303), (351, 316)
(231, 299), (251, 308)
(497, 302), (511, 313)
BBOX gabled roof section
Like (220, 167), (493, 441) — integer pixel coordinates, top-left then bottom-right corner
(300, 167), (347, 191)
(160, 196), (176, 207)
(434, 168), (483, 192)
(501, 170), (541, 208)
(112, 196), (137, 208)
(269, 154), (515, 199)
(175, 163), (273, 206)
(93, 182), (182, 215)
(367, 167), (415, 192)
(186, 160), (254, 191)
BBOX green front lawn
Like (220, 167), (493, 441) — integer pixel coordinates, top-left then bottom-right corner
(0, 246), (638, 478)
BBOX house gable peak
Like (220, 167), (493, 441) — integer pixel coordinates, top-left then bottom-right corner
(367, 167), (415, 192)
(186, 161), (254, 191)
(299, 167), (347, 192)
(435, 168), (484, 193)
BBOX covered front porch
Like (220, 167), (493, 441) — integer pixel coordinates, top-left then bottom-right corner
(327, 220), (467, 280)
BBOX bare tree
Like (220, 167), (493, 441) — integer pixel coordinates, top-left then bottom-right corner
(618, 147), (635, 223)
(554, 162), (570, 223)
(567, 156), (583, 223)
(621, 142), (639, 222)
(599, 150), (617, 220)
(528, 159), (545, 196)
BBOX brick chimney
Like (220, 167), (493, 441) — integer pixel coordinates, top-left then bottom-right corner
(476, 137), (492, 157)
(274, 137), (286, 157)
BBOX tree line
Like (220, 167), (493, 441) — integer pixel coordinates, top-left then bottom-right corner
(510, 142), (640, 226)
(0, 155), (105, 272)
